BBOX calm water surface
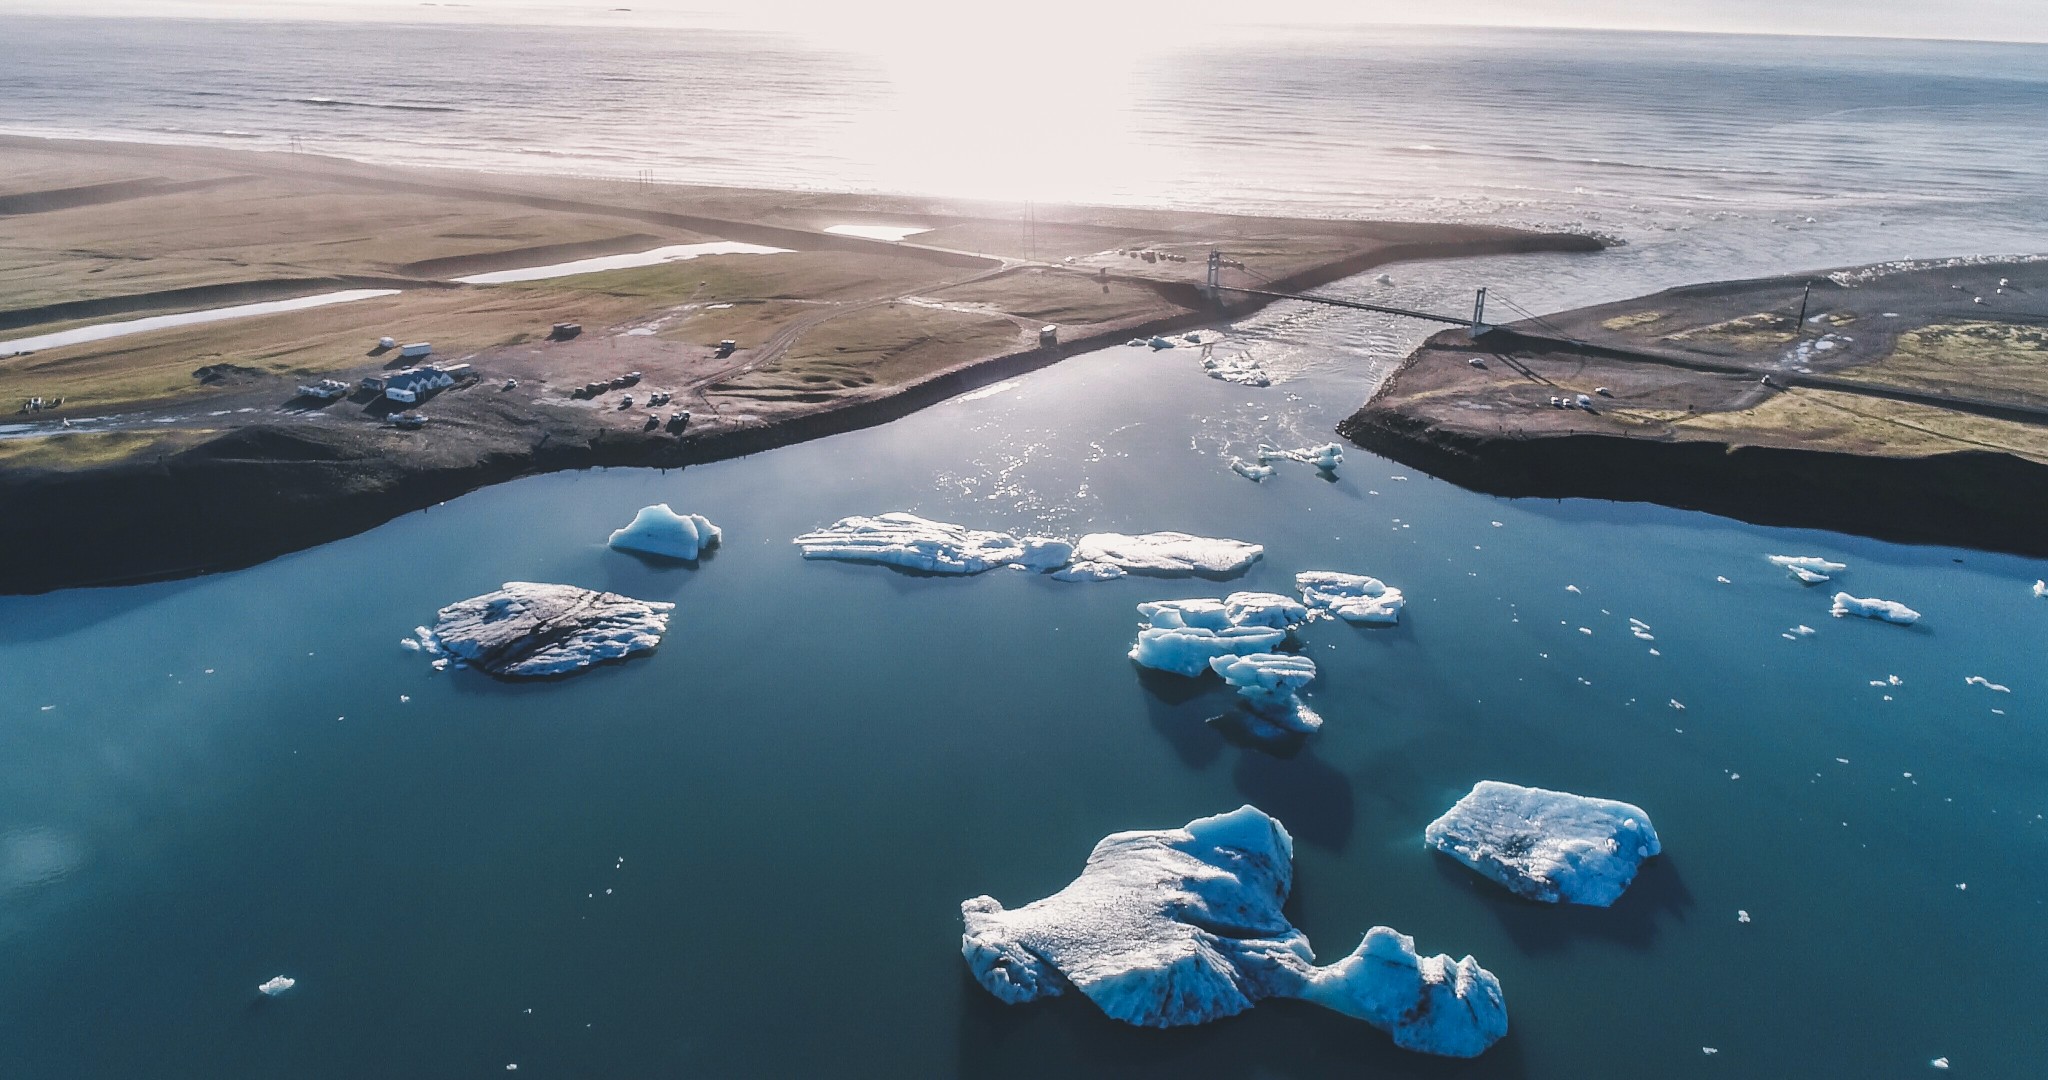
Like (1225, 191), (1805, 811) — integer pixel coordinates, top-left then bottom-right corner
(3, 17), (2048, 1080)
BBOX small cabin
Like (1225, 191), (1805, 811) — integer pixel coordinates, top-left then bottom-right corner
(374, 366), (458, 403)
(715, 339), (738, 358)
(400, 342), (433, 360)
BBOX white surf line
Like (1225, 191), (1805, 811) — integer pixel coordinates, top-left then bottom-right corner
(453, 242), (789, 284)
(0, 289), (401, 357)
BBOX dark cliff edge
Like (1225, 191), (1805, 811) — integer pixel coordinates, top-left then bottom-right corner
(1339, 406), (2048, 558)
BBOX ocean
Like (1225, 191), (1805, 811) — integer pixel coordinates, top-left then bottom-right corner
(2, 15), (2047, 1078)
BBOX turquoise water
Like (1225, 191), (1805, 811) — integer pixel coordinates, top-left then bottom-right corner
(4, 16), (2048, 1079)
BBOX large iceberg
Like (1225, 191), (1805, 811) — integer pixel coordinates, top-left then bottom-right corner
(1210, 652), (1321, 733)
(608, 504), (721, 561)
(1767, 554), (1846, 584)
(960, 806), (1508, 1057)
(1298, 571), (1405, 625)
(1075, 532), (1264, 576)
(792, 512), (1028, 574)
(1424, 781), (1662, 907)
(1128, 593), (1305, 676)
(1830, 592), (1920, 625)
(412, 582), (673, 678)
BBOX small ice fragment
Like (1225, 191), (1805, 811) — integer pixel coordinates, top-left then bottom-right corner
(1957, 883), (1967, 891)
(258, 976), (295, 996)
(1566, 584), (1581, 594)
(1578, 627), (1592, 635)
(608, 503), (722, 561)
(1716, 576), (1731, 584)
(1933, 1058), (1950, 1070)
(1491, 521), (1503, 527)
(1964, 676), (2011, 693)
(1737, 910), (1750, 923)
(1229, 457), (1275, 481)
(2034, 579), (2046, 599)
(1703, 1047), (1718, 1055)
(399, 638), (422, 652)
(1669, 699), (1685, 710)
(40, 705), (54, 711)
(398, 694), (410, 703)
(1791, 625), (1815, 636)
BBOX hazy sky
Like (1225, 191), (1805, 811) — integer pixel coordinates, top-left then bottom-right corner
(0, 0), (2041, 45)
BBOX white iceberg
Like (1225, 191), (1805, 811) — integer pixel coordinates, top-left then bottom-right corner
(1424, 781), (1661, 907)
(1767, 554), (1846, 584)
(961, 806), (1508, 1057)
(1230, 458), (1274, 481)
(1258, 443), (1343, 472)
(1075, 532), (1263, 576)
(1052, 560), (1126, 582)
(1013, 536), (1076, 571)
(412, 582), (673, 678)
(1297, 571), (1405, 625)
(1210, 652), (1322, 733)
(1131, 625), (1287, 677)
(793, 512), (1027, 574)
(607, 504), (721, 561)
(1830, 593), (1920, 625)
(2034, 579), (2046, 599)
(1201, 352), (1270, 386)
(258, 976), (296, 996)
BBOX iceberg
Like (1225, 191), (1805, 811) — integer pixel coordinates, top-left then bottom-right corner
(1128, 593), (1307, 677)
(960, 806), (1508, 1057)
(1424, 781), (1661, 907)
(1297, 571), (1405, 625)
(1201, 352), (1270, 386)
(1013, 537), (1076, 571)
(1075, 532), (1263, 576)
(412, 582), (673, 678)
(1052, 560), (1125, 582)
(258, 976), (296, 996)
(792, 512), (1027, 574)
(1830, 593), (1920, 625)
(1258, 443), (1343, 472)
(1210, 652), (1322, 733)
(1229, 457), (1274, 481)
(1767, 554), (1846, 584)
(607, 504), (721, 561)
(2034, 579), (2046, 599)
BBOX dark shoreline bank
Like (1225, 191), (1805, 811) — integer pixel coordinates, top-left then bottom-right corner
(0, 231), (1600, 595)
(1340, 406), (2048, 559)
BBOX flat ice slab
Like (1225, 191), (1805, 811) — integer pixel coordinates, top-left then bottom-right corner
(1830, 592), (1920, 624)
(1425, 781), (1661, 907)
(1298, 571), (1405, 625)
(1768, 554), (1846, 584)
(413, 582), (673, 678)
(793, 513), (1028, 574)
(1128, 594), (1305, 676)
(258, 976), (295, 996)
(608, 504), (721, 561)
(454, 242), (786, 284)
(1258, 443), (1343, 471)
(1074, 532), (1263, 576)
(1210, 653), (1322, 733)
(962, 806), (1508, 1056)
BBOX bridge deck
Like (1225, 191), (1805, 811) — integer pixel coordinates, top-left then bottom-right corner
(1211, 284), (1472, 326)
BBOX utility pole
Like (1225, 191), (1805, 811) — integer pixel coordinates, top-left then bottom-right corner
(1795, 281), (1813, 328)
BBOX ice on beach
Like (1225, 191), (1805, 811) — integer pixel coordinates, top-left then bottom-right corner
(1831, 593), (1920, 625)
(607, 504), (722, 561)
(412, 582), (673, 678)
(1297, 571), (1405, 625)
(1425, 781), (1662, 907)
(1075, 532), (1264, 577)
(258, 976), (295, 996)
(1965, 676), (2011, 693)
(793, 513), (1029, 574)
(1257, 443), (1343, 472)
(960, 806), (1508, 1057)
(1230, 457), (1275, 481)
(1210, 653), (1322, 733)
(1768, 555), (1846, 584)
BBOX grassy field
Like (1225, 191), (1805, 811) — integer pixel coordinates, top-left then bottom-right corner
(1837, 321), (2048, 406)
(708, 302), (1026, 402)
(928, 268), (1172, 326)
(0, 428), (214, 470)
(1675, 385), (2048, 462)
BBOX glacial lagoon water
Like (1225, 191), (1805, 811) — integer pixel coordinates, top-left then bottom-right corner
(4, 16), (2048, 1079)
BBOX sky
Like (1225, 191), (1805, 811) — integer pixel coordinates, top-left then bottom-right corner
(0, 0), (2040, 45)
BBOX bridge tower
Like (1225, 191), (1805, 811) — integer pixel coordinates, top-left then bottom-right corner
(1469, 287), (1489, 339)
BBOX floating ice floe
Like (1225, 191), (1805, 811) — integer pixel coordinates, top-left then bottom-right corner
(1258, 443), (1343, 472)
(1424, 781), (1662, 907)
(1052, 560), (1126, 582)
(1210, 653), (1322, 733)
(1129, 596), (1298, 676)
(1831, 593), (1920, 625)
(607, 504), (722, 561)
(792, 513), (1032, 574)
(2034, 580), (2046, 599)
(1297, 571), (1405, 625)
(960, 806), (1509, 1057)
(1229, 458), (1275, 481)
(1075, 532), (1263, 577)
(1767, 554), (1846, 584)
(258, 976), (296, 996)
(1965, 675), (2011, 693)
(411, 582), (673, 678)
(1201, 351), (1271, 386)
